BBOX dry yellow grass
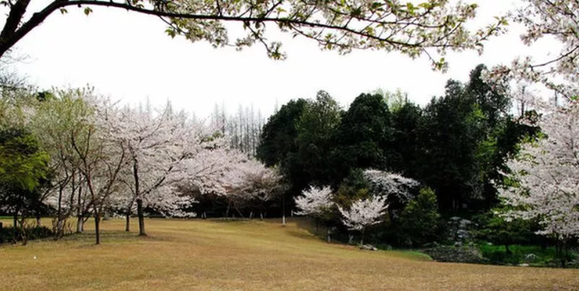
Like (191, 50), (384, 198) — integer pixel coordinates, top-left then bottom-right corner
(1, 217), (578, 290)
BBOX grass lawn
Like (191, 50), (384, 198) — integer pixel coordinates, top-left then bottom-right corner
(1, 218), (578, 290)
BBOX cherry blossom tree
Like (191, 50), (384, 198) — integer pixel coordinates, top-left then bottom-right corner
(69, 94), (128, 245)
(32, 89), (93, 236)
(338, 196), (388, 245)
(484, 0), (579, 100)
(0, 1), (506, 69)
(294, 185), (335, 241)
(363, 170), (420, 203)
(498, 102), (579, 264)
(229, 158), (285, 220)
(294, 186), (333, 218)
(107, 104), (193, 235)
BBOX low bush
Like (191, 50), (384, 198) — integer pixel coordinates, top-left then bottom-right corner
(0, 225), (54, 244)
(478, 244), (576, 267)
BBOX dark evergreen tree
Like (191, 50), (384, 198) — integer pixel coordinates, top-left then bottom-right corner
(331, 93), (392, 184)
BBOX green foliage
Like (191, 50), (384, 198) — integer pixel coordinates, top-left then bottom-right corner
(415, 79), (485, 210)
(331, 93), (391, 183)
(0, 127), (50, 192)
(257, 98), (308, 194)
(296, 91), (341, 186)
(478, 244), (569, 266)
(334, 169), (370, 208)
(257, 98), (306, 167)
(473, 208), (538, 254)
(397, 187), (441, 247)
(256, 64), (540, 216)
(389, 102), (422, 175)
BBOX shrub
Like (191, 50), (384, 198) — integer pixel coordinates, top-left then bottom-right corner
(473, 208), (538, 254)
(397, 187), (441, 247)
(0, 225), (54, 244)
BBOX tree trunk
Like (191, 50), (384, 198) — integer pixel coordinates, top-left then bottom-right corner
(35, 210), (41, 227)
(13, 212), (17, 229)
(76, 215), (84, 233)
(76, 180), (83, 233)
(94, 211), (101, 245)
(133, 159), (146, 236)
(137, 198), (146, 236)
(282, 194), (286, 226)
(125, 213), (130, 232)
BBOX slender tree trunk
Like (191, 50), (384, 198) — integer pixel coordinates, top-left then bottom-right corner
(76, 179), (84, 233)
(35, 212), (41, 228)
(13, 213), (17, 229)
(282, 194), (286, 226)
(56, 186), (64, 236)
(76, 216), (84, 233)
(125, 213), (131, 232)
(133, 159), (147, 236)
(137, 198), (146, 236)
(94, 210), (101, 245)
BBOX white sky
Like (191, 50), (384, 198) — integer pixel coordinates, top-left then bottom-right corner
(7, 0), (552, 118)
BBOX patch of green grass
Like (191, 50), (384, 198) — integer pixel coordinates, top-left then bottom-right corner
(388, 250), (433, 261)
(479, 244), (572, 266)
(1, 218), (579, 290)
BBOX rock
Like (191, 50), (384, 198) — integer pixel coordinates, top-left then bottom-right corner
(447, 217), (475, 244)
(525, 253), (538, 262)
(360, 244), (378, 251)
(459, 219), (472, 227)
(422, 246), (485, 264)
(518, 263), (529, 267)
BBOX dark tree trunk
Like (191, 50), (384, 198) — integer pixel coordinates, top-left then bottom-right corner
(94, 211), (101, 245)
(76, 178), (84, 233)
(35, 208), (41, 227)
(137, 198), (146, 236)
(133, 159), (147, 236)
(282, 193), (286, 226)
(125, 213), (130, 232)
(13, 213), (17, 229)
